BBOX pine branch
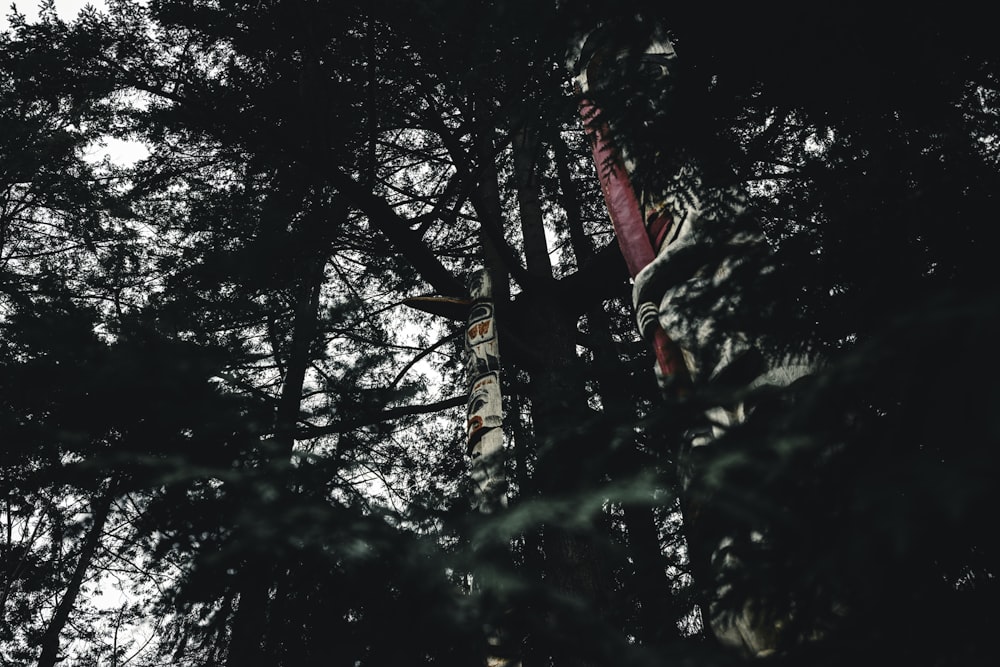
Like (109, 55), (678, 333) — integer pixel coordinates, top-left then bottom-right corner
(325, 165), (466, 297)
(297, 395), (465, 438)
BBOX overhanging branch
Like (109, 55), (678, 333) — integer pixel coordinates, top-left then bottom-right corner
(326, 166), (466, 297)
(297, 395), (465, 439)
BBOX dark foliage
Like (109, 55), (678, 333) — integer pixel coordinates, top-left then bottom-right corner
(1, 2), (998, 666)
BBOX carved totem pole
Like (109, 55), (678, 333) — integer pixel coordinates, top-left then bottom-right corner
(572, 27), (816, 657)
(572, 36), (690, 390)
(403, 269), (508, 514)
(406, 270), (514, 666)
(464, 269), (508, 514)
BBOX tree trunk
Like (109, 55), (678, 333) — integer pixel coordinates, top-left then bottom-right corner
(226, 256), (325, 667)
(507, 380), (546, 667)
(519, 286), (612, 667)
(511, 117), (615, 667)
(512, 123), (553, 278)
(471, 95), (512, 308)
(557, 131), (684, 647)
(37, 484), (116, 667)
(224, 559), (272, 666)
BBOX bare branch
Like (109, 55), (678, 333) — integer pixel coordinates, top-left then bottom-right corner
(298, 395), (464, 439)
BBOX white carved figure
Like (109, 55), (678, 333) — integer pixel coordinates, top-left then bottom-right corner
(633, 190), (817, 438)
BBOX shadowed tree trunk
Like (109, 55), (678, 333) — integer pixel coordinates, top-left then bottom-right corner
(226, 251), (325, 667)
(512, 120), (613, 667)
(37, 483), (117, 667)
(556, 130), (684, 647)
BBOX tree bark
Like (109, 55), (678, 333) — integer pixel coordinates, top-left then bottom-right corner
(512, 122), (553, 278)
(509, 114), (615, 667)
(226, 255), (325, 667)
(470, 98), (512, 307)
(507, 380), (546, 667)
(558, 132), (684, 647)
(518, 292), (613, 667)
(37, 484), (116, 667)
(589, 306), (681, 646)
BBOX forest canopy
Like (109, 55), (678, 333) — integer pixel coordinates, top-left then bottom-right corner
(2, 2), (999, 666)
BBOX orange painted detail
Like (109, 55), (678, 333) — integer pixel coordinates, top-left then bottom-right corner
(468, 415), (484, 433)
(468, 320), (491, 340)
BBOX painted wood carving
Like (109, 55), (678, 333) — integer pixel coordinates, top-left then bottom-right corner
(572, 26), (819, 656)
(465, 269), (507, 513)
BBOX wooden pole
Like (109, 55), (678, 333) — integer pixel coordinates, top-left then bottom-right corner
(573, 36), (691, 389)
(464, 268), (507, 513)
(400, 272), (514, 663)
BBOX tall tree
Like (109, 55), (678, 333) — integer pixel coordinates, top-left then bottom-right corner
(3, 3), (999, 667)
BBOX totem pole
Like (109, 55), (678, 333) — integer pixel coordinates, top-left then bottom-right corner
(464, 269), (508, 514)
(571, 27), (816, 657)
(402, 269), (508, 513)
(406, 270), (515, 666)
(572, 34), (691, 391)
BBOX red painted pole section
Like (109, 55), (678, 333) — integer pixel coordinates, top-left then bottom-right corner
(579, 99), (690, 383)
(580, 99), (656, 277)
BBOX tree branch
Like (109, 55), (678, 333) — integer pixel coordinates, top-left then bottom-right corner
(325, 166), (466, 297)
(297, 395), (465, 438)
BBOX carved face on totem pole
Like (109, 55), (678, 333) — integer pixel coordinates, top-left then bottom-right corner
(464, 270), (506, 512)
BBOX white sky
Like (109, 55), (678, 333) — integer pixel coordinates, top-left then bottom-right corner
(2, 0), (106, 28)
(4, 1), (151, 166)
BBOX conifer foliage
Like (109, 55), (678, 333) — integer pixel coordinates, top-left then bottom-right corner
(2, 2), (998, 666)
